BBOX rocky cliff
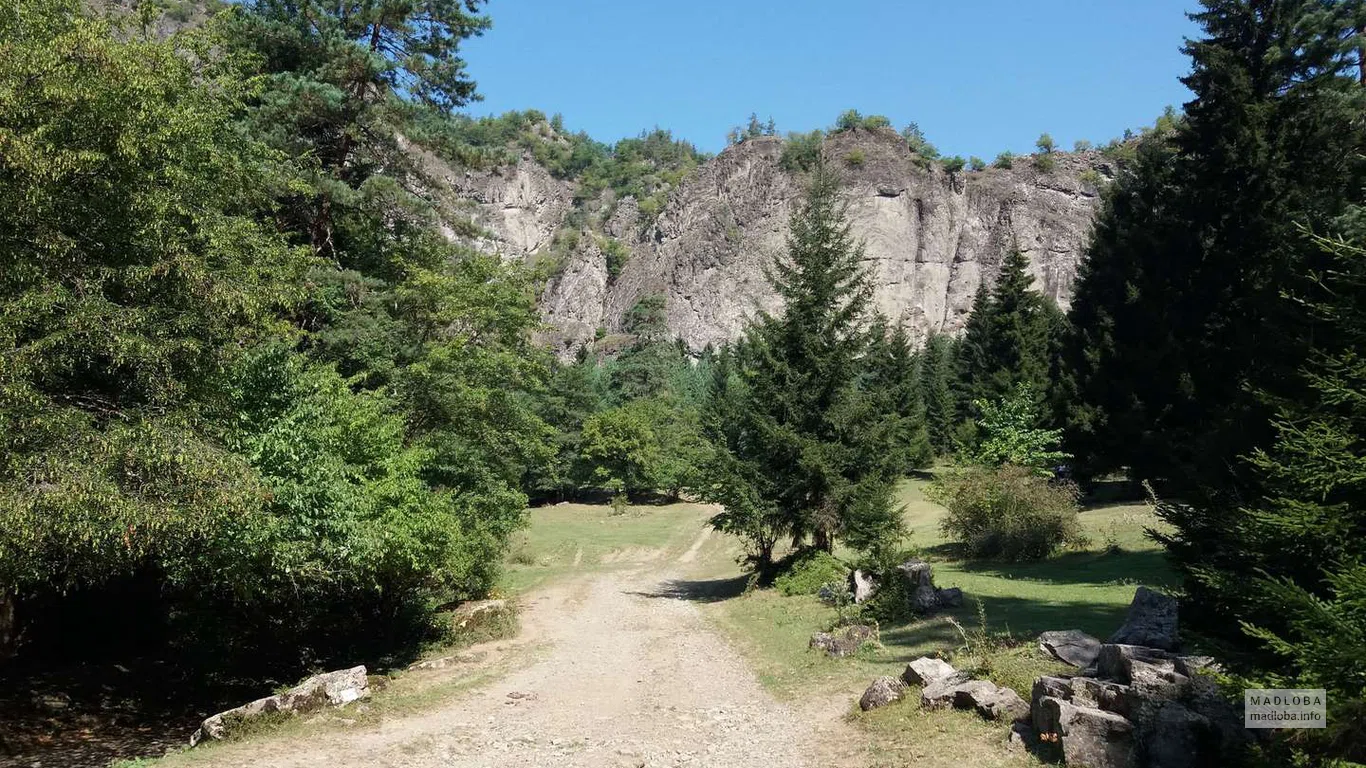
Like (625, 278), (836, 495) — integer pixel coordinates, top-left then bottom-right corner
(439, 127), (1107, 355)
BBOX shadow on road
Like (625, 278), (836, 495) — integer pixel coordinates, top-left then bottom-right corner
(627, 574), (750, 603)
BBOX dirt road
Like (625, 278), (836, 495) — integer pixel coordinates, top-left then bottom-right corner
(190, 560), (857, 768)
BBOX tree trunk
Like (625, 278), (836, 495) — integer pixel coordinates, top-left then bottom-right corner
(0, 591), (16, 661)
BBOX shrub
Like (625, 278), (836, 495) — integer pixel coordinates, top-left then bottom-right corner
(929, 464), (1082, 560)
(835, 109), (891, 132)
(1036, 132), (1055, 154)
(600, 236), (630, 280)
(969, 156), (986, 171)
(844, 149), (866, 168)
(779, 130), (824, 173)
(994, 151), (1014, 169)
(943, 155), (966, 174)
(1079, 168), (1104, 188)
(774, 550), (851, 596)
(1073, 139), (1093, 152)
(1034, 153), (1056, 173)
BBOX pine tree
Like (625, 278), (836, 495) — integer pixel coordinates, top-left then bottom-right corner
(698, 161), (905, 565)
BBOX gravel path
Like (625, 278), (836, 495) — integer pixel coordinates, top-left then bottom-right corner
(195, 566), (852, 768)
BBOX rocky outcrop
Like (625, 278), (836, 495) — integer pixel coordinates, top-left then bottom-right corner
(438, 128), (1105, 356)
(896, 558), (963, 614)
(190, 666), (370, 747)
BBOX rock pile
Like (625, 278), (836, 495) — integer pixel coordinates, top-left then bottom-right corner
(190, 666), (370, 747)
(854, 586), (1249, 767)
(1021, 587), (1249, 767)
(857, 655), (1027, 722)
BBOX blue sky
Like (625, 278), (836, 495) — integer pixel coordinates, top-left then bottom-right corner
(460, 1), (1201, 157)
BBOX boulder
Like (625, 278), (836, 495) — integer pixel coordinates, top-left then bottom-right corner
(191, 666), (369, 746)
(901, 656), (957, 687)
(859, 676), (907, 711)
(935, 586), (964, 608)
(808, 624), (878, 658)
(1138, 701), (1219, 768)
(1039, 629), (1103, 668)
(896, 559), (942, 613)
(919, 672), (976, 709)
(1108, 586), (1179, 651)
(851, 569), (878, 604)
(1126, 658), (1191, 700)
(1038, 696), (1137, 768)
(1095, 643), (1171, 683)
(1073, 677), (1141, 720)
(957, 684), (1031, 722)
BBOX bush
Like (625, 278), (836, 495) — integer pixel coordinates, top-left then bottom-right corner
(773, 550), (851, 596)
(969, 156), (986, 171)
(994, 151), (1014, 169)
(1036, 133), (1055, 153)
(1034, 153), (1056, 173)
(779, 130), (824, 173)
(943, 155), (966, 174)
(844, 149), (866, 168)
(929, 465), (1082, 560)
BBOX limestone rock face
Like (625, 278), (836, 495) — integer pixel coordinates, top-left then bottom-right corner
(436, 128), (1105, 356)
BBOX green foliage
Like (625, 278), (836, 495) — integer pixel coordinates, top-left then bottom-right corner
(1078, 168), (1103, 187)
(780, 130), (825, 173)
(697, 161), (907, 566)
(930, 465), (1082, 561)
(943, 156), (966, 174)
(955, 251), (1063, 418)
(1034, 153), (1056, 173)
(902, 122), (941, 160)
(967, 386), (1070, 474)
(993, 151), (1014, 169)
(844, 149), (867, 168)
(1073, 139), (1093, 152)
(920, 334), (959, 455)
(600, 236), (631, 280)
(1061, 0), (1366, 500)
(0, 1), (305, 599)
(1182, 227), (1366, 763)
(773, 550), (851, 597)
(835, 109), (892, 132)
(1035, 133), (1055, 154)
(968, 156), (987, 172)
(728, 112), (777, 145)
(866, 323), (935, 471)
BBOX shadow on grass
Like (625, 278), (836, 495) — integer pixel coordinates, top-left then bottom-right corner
(628, 574), (750, 604)
(954, 548), (1174, 589)
(876, 593), (1132, 659)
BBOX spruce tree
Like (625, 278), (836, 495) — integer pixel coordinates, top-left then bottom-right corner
(956, 251), (1060, 432)
(1062, 0), (1366, 658)
(866, 322), (934, 471)
(920, 333), (959, 454)
(698, 161), (905, 564)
